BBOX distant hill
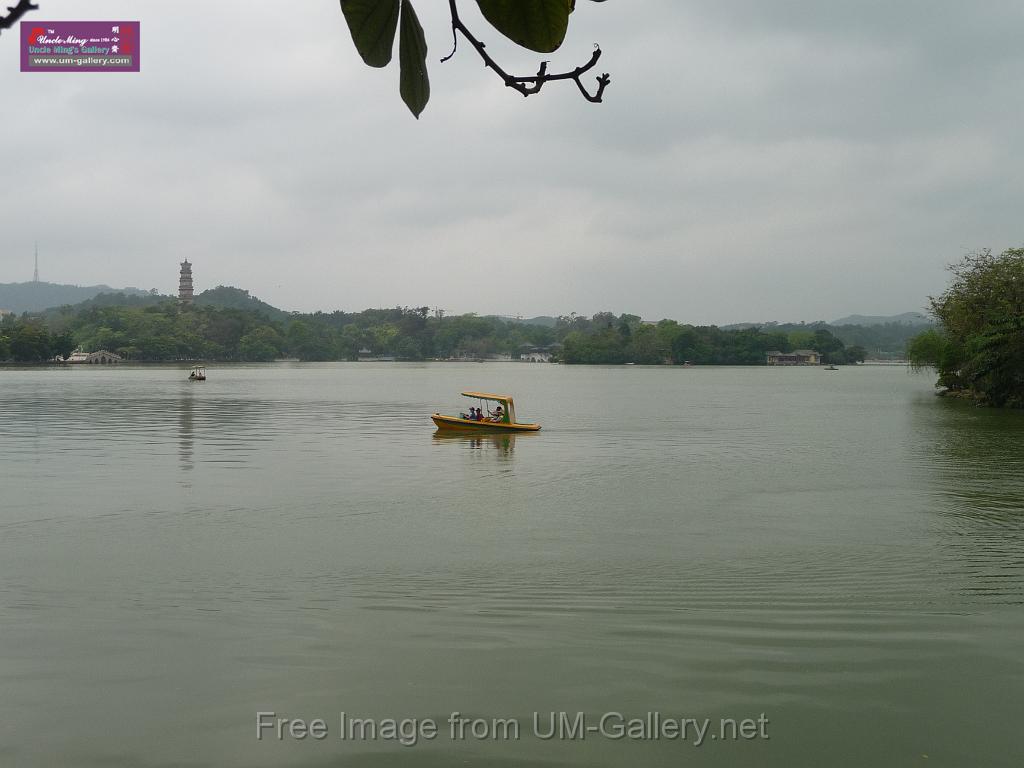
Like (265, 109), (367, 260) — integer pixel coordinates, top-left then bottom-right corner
(717, 314), (933, 358)
(831, 312), (931, 327)
(0, 281), (150, 314)
(516, 315), (559, 328)
(719, 322), (763, 331)
(23, 285), (289, 323)
(194, 285), (289, 321)
(483, 315), (559, 328)
(56, 291), (170, 312)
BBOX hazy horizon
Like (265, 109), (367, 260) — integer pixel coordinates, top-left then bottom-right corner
(3, 0), (1021, 325)
(0, 271), (931, 326)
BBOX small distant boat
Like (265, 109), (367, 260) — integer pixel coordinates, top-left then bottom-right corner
(824, 365), (838, 371)
(188, 366), (206, 381)
(432, 391), (541, 432)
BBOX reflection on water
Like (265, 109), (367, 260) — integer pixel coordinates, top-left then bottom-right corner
(432, 430), (534, 457)
(179, 386), (194, 473)
(910, 397), (1024, 605)
(913, 398), (1024, 518)
(1, 364), (1023, 768)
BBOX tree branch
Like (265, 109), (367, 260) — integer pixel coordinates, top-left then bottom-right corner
(0, 0), (39, 34)
(440, 9), (458, 64)
(443, 0), (610, 103)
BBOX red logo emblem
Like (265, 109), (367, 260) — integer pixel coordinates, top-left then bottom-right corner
(118, 24), (134, 54)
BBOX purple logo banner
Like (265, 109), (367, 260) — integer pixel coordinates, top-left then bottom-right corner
(21, 21), (140, 72)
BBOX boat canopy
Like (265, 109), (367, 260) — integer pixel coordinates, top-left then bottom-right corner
(461, 391), (516, 423)
(461, 391), (513, 402)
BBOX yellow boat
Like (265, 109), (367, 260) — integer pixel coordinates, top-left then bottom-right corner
(432, 391), (541, 432)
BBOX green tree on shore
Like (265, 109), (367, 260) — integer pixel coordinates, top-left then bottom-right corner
(3, 322), (59, 362)
(909, 248), (1024, 407)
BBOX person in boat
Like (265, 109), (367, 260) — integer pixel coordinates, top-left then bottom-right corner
(491, 405), (504, 422)
(475, 408), (485, 421)
(467, 407), (478, 421)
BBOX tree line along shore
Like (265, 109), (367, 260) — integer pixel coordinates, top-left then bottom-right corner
(0, 286), (918, 366)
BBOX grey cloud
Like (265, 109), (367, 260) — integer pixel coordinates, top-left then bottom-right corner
(1, 0), (1021, 323)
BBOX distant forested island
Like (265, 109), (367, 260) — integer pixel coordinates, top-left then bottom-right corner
(1, 285), (924, 365)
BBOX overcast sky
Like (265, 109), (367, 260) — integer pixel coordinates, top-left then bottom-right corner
(2, 0), (1022, 324)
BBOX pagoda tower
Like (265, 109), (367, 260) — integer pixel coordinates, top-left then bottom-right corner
(178, 260), (194, 304)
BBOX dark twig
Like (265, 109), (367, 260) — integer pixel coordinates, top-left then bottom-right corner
(442, 0), (610, 103)
(0, 0), (39, 34)
(440, 12), (458, 63)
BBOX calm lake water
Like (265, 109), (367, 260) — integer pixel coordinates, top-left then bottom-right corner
(2, 363), (1023, 767)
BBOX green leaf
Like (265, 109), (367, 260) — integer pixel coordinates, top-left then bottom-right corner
(398, 0), (429, 118)
(476, 0), (574, 54)
(340, 0), (400, 68)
